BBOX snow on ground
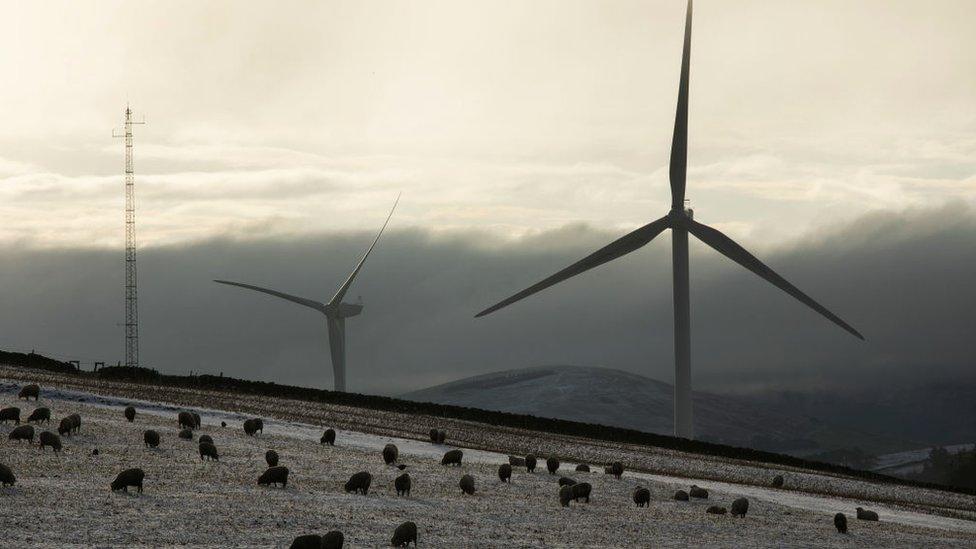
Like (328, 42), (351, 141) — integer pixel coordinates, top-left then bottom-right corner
(873, 443), (975, 476)
(1, 373), (975, 547)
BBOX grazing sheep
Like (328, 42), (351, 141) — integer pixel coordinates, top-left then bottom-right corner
(609, 461), (624, 479)
(344, 471), (372, 495)
(441, 449), (463, 467)
(199, 435), (213, 445)
(673, 490), (689, 501)
(258, 466), (289, 488)
(525, 454), (537, 473)
(689, 485), (708, 499)
(706, 505), (727, 515)
(289, 534), (322, 549)
(731, 497), (749, 517)
(322, 530), (344, 549)
(508, 455), (525, 467)
(429, 428), (438, 443)
(546, 457), (559, 475)
(143, 430), (160, 448)
(558, 477), (577, 487)
(192, 412), (202, 429)
(243, 418), (264, 436)
(178, 411), (195, 430)
(383, 443), (399, 465)
(633, 486), (651, 507)
(575, 464), (590, 473)
(459, 474), (476, 495)
(856, 507), (879, 521)
(8, 425), (34, 444)
(265, 450), (279, 467)
(178, 428), (193, 440)
(39, 431), (62, 453)
(68, 413), (81, 434)
(18, 384), (40, 401)
(199, 441), (219, 461)
(58, 417), (74, 436)
(395, 473), (411, 496)
(771, 474), (784, 488)
(0, 407), (20, 424)
(111, 468), (145, 493)
(0, 463), (15, 487)
(436, 430), (446, 444)
(834, 512), (848, 533)
(498, 463), (512, 483)
(571, 482), (591, 503)
(124, 405), (136, 422)
(390, 521), (417, 547)
(27, 407), (51, 424)
(321, 428), (336, 445)
(559, 484), (573, 507)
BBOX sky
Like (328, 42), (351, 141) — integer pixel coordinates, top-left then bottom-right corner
(0, 1), (974, 394)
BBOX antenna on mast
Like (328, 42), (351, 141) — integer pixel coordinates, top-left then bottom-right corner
(113, 105), (146, 368)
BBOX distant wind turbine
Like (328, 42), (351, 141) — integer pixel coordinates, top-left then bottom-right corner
(215, 195), (400, 392)
(475, 0), (864, 439)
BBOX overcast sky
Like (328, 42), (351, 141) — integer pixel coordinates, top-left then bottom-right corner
(0, 1), (973, 394)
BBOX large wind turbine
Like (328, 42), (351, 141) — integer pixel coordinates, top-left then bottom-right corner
(215, 195), (399, 392)
(476, 0), (863, 439)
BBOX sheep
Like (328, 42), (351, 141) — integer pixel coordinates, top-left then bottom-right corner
(39, 431), (62, 453)
(575, 464), (590, 473)
(178, 428), (194, 440)
(558, 477), (576, 487)
(856, 507), (879, 521)
(178, 411), (195, 430)
(525, 454), (537, 473)
(192, 412), (202, 429)
(289, 534), (323, 549)
(459, 474), (475, 495)
(436, 430), (446, 444)
(546, 457), (559, 475)
(199, 435), (214, 445)
(498, 463), (512, 483)
(609, 461), (624, 479)
(18, 384), (40, 401)
(673, 490), (689, 501)
(27, 407), (51, 424)
(68, 413), (81, 434)
(633, 486), (651, 507)
(144, 429), (161, 448)
(8, 425), (34, 444)
(58, 417), (74, 436)
(321, 428), (336, 445)
(124, 405), (136, 422)
(771, 474), (784, 488)
(322, 531), (344, 549)
(243, 418), (264, 436)
(0, 406), (20, 425)
(559, 484), (573, 507)
(834, 512), (848, 533)
(441, 449), (463, 467)
(395, 473), (411, 496)
(731, 497), (749, 517)
(111, 468), (145, 493)
(265, 450), (279, 467)
(344, 471), (372, 495)
(508, 455), (525, 467)
(390, 521), (417, 547)
(258, 466), (289, 488)
(571, 482), (591, 503)
(199, 441), (219, 461)
(0, 463), (15, 487)
(429, 428), (438, 443)
(706, 505), (727, 515)
(383, 443), (399, 465)
(689, 485), (708, 499)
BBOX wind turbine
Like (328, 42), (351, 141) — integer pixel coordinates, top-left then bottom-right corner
(475, 0), (863, 439)
(215, 195), (399, 392)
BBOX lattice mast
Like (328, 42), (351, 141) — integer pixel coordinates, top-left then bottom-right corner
(115, 106), (144, 368)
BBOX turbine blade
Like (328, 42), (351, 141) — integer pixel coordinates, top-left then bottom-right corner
(686, 219), (864, 340)
(329, 193), (400, 307)
(214, 279), (326, 313)
(669, 0), (693, 209)
(476, 216), (671, 318)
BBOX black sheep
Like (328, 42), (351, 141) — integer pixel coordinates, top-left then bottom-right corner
(144, 429), (161, 448)
(395, 472), (411, 496)
(441, 449), (463, 466)
(39, 431), (62, 453)
(383, 443), (399, 465)
(673, 490), (689, 501)
(771, 474), (784, 488)
(0, 463), (15, 487)
(0, 406), (20, 425)
(558, 484), (573, 507)
(322, 530), (344, 549)
(558, 477), (576, 487)
(178, 428), (194, 440)
(199, 441), (219, 461)
(436, 430), (446, 444)
(178, 411), (195, 430)
(344, 471), (372, 495)
(289, 534), (322, 549)
(689, 485), (708, 499)
(124, 405), (136, 422)
(571, 482), (591, 503)
(575, 464), (590, 473)
(508, 455), (525, 467)
(609, 461), (624, 479)
(459, 474), (475, 495)
(706, 505), (727, 515)
(525, 454), (537, 473)
(731, 497), (749, 517)
(27, 407), (51, 424)
(8, 425), (34, 444)
(633, 486), (651, 507)
(58, 416), (74, 436)
(199, 435), (214, 445)
(321, 428), (336, 445)
(834, 512), (848, 533)
(18, 384), (40, 401)
(856, 507), (879, 521)
(192, 412), (202, 429)
(258, 466), (289, 488)
(546, 457), (559, 475)
(243, 418), (263, 436)
(429, 428), (438, 443)
(265, 449), (279, 467)
(498, 463), (512, 483)
(68, 413), (81, 434)
(390, 521), (417, 547)
(111, 468), (145, 493)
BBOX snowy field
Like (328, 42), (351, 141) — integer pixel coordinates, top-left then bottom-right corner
(1, 367), (974, 547)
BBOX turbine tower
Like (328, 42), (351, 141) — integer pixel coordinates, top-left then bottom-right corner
(476, 0), (863, 440)
(214, 195), (399, 392)
(114, 105), (145, 368)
